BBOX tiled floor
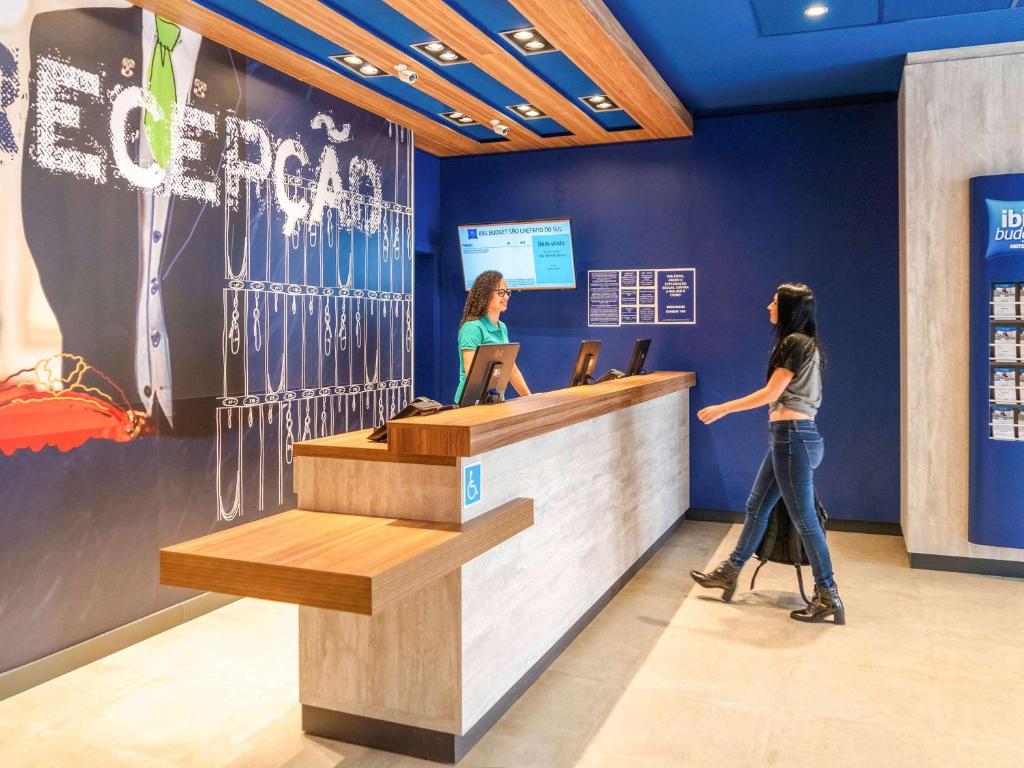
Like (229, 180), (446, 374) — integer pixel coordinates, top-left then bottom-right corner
(1, 521), (1022, 767)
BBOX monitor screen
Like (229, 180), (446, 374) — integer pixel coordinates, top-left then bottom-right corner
(458, 219), (576, 291)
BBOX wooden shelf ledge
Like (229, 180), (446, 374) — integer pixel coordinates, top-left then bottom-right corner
(160, 498), (534, 615)
(388, 371), (695, 458)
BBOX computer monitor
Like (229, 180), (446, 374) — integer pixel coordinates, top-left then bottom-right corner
(625, 339), (651, 376)
(458, 343), (521, 407)
(568, 340), (602, 387)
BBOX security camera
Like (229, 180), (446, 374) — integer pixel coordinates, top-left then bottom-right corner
(394, 64), (419, 84)
(489, 119), (510, 137)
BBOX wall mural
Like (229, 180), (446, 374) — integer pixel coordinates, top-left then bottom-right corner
(0, 2), (413, 673)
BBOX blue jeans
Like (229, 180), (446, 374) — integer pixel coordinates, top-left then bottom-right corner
(728, 420), (836, 590)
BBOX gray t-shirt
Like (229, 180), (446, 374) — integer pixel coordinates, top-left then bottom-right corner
(768, 333), (822, 419)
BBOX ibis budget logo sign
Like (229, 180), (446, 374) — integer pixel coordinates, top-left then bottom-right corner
(985, 199), (1024, 259)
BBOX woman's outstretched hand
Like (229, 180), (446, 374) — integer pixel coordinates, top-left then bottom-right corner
(697, 403), (730, 424)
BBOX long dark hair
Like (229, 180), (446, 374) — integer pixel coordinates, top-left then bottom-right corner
(461, 270), (504, 327)
(768, 282), (825, 374)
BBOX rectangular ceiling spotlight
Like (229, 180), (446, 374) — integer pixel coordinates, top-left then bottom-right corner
(507, 103), (548, 120)
(412, 41), (468, 66)
(329, 53), (389, 78)
(500, 27), (557, 55)
(579, 94), (621, 112)
(440, 111), (477, 126)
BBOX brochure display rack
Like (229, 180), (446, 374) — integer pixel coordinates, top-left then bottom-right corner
(969, 174), (1024, 548)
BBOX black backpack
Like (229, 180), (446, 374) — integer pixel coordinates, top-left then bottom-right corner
(750, 492), (828, 604)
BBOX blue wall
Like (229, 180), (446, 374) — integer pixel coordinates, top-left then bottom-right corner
(423, 102), (899, 522)
(414, 149), (442, 397)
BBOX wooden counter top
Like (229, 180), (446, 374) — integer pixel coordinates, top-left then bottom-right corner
(389, 371), (694, 458)
(294, 371), (695, 462)
(294, 428), (457, 466)
(160, 498), (533, 614)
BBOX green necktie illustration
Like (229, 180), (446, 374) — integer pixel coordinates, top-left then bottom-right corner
(145, 17), (181, 169)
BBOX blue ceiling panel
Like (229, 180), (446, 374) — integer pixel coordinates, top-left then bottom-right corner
(882, 0), (1012, 22)
(603, 0), (1024, 112)
(442, 0), (530, 37)
(446, 0), (640, 131)
(752, 0), (880, 36)
(320, 0), (433, 45)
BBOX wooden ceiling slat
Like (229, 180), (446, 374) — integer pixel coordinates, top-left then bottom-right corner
(257, 0), (548, 152)
(126, 0), (478, 156)
(378, 0), (618, 146)
(508, 0), (693, 138)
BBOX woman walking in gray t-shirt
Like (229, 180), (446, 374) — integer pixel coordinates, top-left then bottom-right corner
(689, 283), (844, 625)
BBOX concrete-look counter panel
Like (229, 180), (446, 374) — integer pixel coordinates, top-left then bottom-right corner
(295, 372), (695, 762)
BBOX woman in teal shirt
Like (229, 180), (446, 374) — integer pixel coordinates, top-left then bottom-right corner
(455, 270), (532, 403)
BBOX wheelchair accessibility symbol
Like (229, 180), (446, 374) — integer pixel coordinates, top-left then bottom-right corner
(463, 461), (482, 508)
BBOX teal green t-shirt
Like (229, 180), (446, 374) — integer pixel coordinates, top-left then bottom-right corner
(454, 317), (509, 403)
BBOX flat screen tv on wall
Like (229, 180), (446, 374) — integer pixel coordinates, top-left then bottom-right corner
(458, 218), (576, 290)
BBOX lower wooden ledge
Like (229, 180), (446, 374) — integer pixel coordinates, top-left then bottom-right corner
(160, 498), (533, 614)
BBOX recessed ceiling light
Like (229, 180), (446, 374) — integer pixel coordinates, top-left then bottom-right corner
(330, 53), (389, 78)
(412, 40), (468, 65)
(500, 27), (557, 55)
(804, 4), (829, 17)
(506, 103), (547, 120)
(440, 110), (478, 127)
(579, 94), (621, 113)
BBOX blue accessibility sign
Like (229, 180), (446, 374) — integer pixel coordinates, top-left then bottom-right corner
(463, 461), (482, 507)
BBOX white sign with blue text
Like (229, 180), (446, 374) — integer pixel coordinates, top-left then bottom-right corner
(463, 461), (482, 508)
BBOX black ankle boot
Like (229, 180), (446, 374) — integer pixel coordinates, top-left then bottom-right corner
(790, 584), (846, 625)
(689, 560), (740, 602)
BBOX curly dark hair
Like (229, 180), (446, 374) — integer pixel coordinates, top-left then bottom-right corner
(461, 270), (505, 326)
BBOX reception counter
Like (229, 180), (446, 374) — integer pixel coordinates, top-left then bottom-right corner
(161, 371), (695, 762)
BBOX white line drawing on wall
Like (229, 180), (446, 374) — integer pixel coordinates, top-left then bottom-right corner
(215, 123), (413, 522)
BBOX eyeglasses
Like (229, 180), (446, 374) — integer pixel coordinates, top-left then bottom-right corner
(494, 289), (512, 298)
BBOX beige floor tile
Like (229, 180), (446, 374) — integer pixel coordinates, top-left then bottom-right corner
(763, 714), (952, 768)
(581, 688), (772, 767)
(485, 668), (621, 751)
(934, 680), (1024, 749)
(950, 738), (1024, 768)
(774, 656), (945, 733)
(0, 721), (175, 768)
(1, 522), (1022, 768)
